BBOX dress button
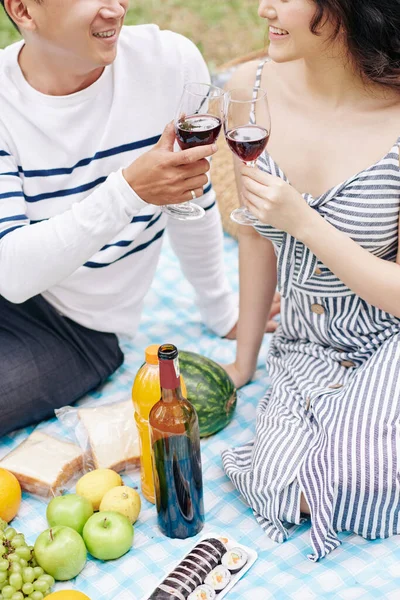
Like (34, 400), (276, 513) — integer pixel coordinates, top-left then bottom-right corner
(314, 267), (322, 276)
(341, 360), (355, 368)
(329, 383), (343, 389)
(305, 397), (311, 410)
(311, 303), (325, 315)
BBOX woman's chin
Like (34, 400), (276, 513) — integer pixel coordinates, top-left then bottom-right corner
(267, 45), (300, 63)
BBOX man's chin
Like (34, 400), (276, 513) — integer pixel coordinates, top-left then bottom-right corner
(95, 47), (119, 68)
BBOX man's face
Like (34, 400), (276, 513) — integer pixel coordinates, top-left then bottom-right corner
(26, 0), (129, 69)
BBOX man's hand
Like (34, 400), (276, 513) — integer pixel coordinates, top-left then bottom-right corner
(224, 292), (281, 339)
(122, 122), (217, 206)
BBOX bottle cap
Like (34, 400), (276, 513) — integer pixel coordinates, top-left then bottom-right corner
(145, 344), (160, 365)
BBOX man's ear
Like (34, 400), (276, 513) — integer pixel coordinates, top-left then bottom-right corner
(4, 0), (37, 33)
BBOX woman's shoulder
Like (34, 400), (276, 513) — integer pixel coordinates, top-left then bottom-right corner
(224, 57), (270, 91)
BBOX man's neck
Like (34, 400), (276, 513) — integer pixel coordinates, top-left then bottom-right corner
(18, 44), (104, 96)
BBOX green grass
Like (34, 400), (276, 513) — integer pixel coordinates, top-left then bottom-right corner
(0, 0), (265, 66)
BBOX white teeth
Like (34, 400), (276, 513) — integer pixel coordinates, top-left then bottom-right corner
(93, 30), (116, 38)
(270, 26), (289, 35)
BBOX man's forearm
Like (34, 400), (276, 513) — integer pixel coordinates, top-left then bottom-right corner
(167, 191), (238, 336)
(0, 171), (145, 303)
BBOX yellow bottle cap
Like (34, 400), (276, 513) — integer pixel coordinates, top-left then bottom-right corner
(145, 344), (160, 365)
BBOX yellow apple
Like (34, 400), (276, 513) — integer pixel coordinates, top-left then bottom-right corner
(75, 469), (122, 511)
(99, 486), (141, 524)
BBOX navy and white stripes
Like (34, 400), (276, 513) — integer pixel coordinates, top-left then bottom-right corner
(222, 59), (400, 561)
(0, 26), (236, 338)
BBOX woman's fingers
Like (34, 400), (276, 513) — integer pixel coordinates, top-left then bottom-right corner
(242, 174), (266, 199)
(265, 319), (279, 333)
(242, 188), (268, 214)
(241, 165), (277, 184)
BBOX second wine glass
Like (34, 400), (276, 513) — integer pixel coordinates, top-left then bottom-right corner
(224, 87), (271, 226)
(162, 83), (224, 221)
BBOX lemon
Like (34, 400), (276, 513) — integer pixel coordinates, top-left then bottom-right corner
(46, 592), (90, 600)
(99, 485), (141, 524)
(76, 469), (122, 511)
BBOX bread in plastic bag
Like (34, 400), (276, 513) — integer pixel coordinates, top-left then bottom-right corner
(55, 399), (140, 473)
(0, 430), (84, 498)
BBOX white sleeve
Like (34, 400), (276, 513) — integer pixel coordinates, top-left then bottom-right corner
(166, 36), (238, 337)
(0, 154), (147, 303)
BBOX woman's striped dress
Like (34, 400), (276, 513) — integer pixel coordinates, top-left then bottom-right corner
(222, 60), (400, 561)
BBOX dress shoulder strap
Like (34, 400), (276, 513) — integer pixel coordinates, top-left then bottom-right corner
(254, 57), (270, 92)
(250, 57), (270, 124)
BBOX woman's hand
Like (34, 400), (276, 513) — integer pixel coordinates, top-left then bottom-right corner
(241, 166), (312, 238)
(221, 362), (252, 389)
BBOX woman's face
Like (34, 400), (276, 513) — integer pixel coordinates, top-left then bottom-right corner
(258, 0), (339, 63)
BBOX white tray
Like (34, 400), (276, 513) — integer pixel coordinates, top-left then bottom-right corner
(143, 531), (258, 600)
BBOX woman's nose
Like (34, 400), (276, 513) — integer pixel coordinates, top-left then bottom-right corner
(258, 1), (278, 20)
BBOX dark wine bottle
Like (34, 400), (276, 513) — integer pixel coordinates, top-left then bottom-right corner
(149, 344), (205, 539)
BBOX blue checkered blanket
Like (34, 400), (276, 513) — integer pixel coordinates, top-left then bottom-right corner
(1, 234), (399, 599)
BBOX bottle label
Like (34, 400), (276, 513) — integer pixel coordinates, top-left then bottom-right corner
(159, 358), (180, 390)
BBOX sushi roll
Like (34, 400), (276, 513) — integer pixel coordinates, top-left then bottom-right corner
(221, 547), (249, 574)
(185, 552), (214, 575)
(147, 584), (185, 600)
(174, 566), (203, 587)
(195, 542), (225, 562)
(180, 558), (209, 581)
(163, 573), (195, 596)
(190, 548), (217, 571)
(188, 584), (216, 600)
(147, 588), (172, 600)
(204, 566), (231, 592)
(199, 539), (227, 558)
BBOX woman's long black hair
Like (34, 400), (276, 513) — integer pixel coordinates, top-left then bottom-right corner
(311, 0), (400, 90)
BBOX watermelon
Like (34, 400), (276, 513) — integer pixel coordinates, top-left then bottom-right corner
(179, 350), (237, 438)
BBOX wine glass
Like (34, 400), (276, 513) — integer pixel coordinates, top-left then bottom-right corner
(162, 82), (224, 221)
(224, 87), (271, 226)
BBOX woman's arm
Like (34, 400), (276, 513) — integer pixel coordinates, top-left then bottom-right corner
(222, 60), (278, 387)
(225, 226), (277, 388)
(242, 166), (400, 318)
(298, 208), (400, 317)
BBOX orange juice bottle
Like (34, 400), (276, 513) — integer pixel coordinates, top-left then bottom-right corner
(132, 344), (186, 503)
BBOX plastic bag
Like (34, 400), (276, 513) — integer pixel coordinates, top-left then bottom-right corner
(55, 399), (140, 474)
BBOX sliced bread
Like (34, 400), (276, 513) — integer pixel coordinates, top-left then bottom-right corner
(0, 431), (84, 497)
(77, 400), (140, 472)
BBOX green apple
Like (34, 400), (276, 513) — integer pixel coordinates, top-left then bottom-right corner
(46, 494), (93, 535)
(34, 526), (87, 581)
(82, 511), (134, 561)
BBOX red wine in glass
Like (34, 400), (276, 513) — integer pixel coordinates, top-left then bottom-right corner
(224, 86), (271, 225)
(176, 114), (222, 150)
(226, 125), (269, 163)
(162, 83), (224, 221)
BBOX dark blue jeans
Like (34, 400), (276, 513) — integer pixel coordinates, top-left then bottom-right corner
(0, 295), (124, 437)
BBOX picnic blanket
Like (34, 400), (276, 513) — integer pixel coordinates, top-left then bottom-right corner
(1, 233), (400, 600)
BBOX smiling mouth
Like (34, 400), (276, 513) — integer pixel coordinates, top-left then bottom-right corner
(93, 29), (117, 39)
(269, 26), (289, 36)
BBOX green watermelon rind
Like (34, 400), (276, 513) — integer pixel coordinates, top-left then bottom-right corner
(179, 350), (237, 438)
